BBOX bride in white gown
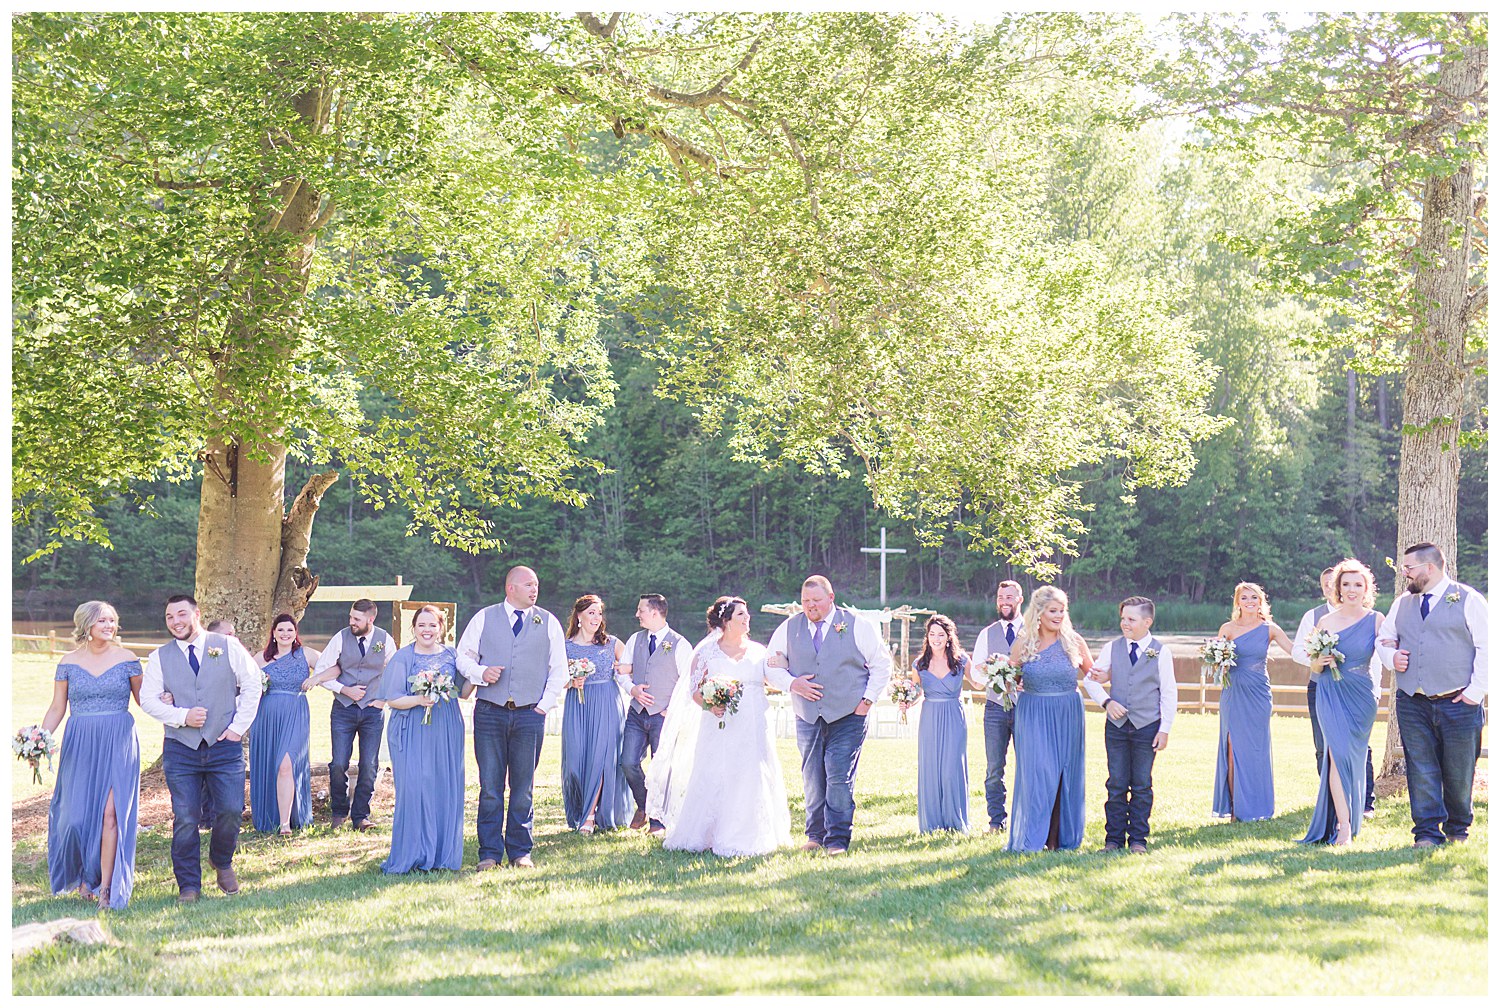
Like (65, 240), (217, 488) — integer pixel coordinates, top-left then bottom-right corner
(645, 596), (791, 857)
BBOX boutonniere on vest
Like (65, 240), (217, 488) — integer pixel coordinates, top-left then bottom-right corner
(661, 640), (674, 652)
(531, 614), (543, 625)
(371, 640), (385, 654)
(1445, 591), (1461, 604)
(833, 622), (848, 635)
(1143, 647), (1160, 660)
(206, 646), (224, 659)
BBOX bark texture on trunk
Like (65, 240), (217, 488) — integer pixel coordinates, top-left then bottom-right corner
(1380, 26), (1484, 780)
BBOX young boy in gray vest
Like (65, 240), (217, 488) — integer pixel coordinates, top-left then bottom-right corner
(1292, 567), (1376, 816)
(1378, 542), (1489, 847)
(1082, 596), (1177, 853)
(309, 599), (393, 830)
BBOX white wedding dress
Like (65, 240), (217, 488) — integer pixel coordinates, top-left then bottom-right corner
(647, 637), (791, 857)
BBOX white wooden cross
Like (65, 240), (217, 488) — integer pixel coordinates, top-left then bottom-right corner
(860, 527), (907, 607)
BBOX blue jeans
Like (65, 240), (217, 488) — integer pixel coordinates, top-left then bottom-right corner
(473, 700), (547, 862)
(794, 711), (868, 849)
(621, 706), (665, 825)
(982, 701), (1015, 828)
(1103, 718), (1159, 846)
(329, 702), (385, 822)
(1308, 679), (1375, 811)
(1395, 691), (1485, 843)
(163, 737), (244, 891)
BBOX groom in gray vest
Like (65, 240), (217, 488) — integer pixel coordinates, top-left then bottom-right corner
(1380, 542), (1489, 847)
(618, 594), (690, 832)
(457, 565), (568, 868)
(766, 575), (892, 855)
(310, 599), (393, 830)
(139, 594), (262, 904)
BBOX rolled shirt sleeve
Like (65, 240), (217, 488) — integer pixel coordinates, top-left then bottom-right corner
(138, 647), (187, 728)
(315, 631), (345, 693)
(224, 636), (263, 738)
(536, 612), (570, 713)
(455, 610), (488, 685)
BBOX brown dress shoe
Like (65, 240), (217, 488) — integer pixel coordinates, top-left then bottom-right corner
(476, 858), (499, 871)
(177, 888), (200, 905)
(216, 866), (240, 895)
(1414, 838), (1439, 848)
(330, 816), (346, 830)
(1128, 842), (1148, 854)
(800, 840), (823, 852)
(511, 855), (535, 868)
(353, 820), (375, 832)
(1100, 842), (1123, 852)
(630, 809), (648, 830)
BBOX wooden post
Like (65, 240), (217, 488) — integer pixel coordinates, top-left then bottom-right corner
(47, 630), (57, 657)
(1198, 661), (1207, 714)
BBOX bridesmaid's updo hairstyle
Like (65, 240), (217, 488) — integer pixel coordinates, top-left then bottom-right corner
(262, 613), (304, 663)
(706, 596), (747, 631)
(72, 600), (118, 646)
(1329, 559), (1378, 609)
(566, 594), (609, 646)
(915, 614), (966, 672)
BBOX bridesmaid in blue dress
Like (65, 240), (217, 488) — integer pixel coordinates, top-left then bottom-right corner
(249, 614), (320, 835)
(1300, 560), (1385, 846)
(380, 605), (470, 873)
(1212, 582), (1295, 822)
(561, 594), (632, 834)
(903, 615), (970, 833)
(41, 601), (142, 909)
(1006, 587), (1093, 852)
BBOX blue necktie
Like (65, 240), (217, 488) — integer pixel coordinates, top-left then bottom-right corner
(1005, 623), (1015, 647)
(187, 643), (200, 675)
(812, 621), (826, 654)
(512, 609), (525, 636)
(1420, 594), (1431, 620)
(1129, 642), (1139, 666)
(648, 633), (657, 656)
(357, 635), (367, 656)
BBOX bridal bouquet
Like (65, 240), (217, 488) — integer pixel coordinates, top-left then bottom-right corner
(1306, 629), (1346, 682)
(979, 654), (1024, 711)
(407, 669), (459, 725)
(566, 658), (595, 704)
(1200, 637), (1237, 689)
(13, 725), (58, 784)
(888, 677), (922, 724)
(700, 677), (743, 730)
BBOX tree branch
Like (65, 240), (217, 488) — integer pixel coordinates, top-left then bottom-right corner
(1461, 284), (1487, 328)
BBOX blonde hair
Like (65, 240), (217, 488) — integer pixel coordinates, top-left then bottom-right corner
(1017, 586), (1084, 666)
(72, 600), (118, 645)
(1329, 558), (1378, 610)
(1230, 582), (1272, 624)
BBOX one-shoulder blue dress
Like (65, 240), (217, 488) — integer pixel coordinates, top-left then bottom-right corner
(249, 647), (313, 832)
(1213, 624), (1275, 821)
(1006, 641), (1085, 851)
(1299, 614), (1380, 843)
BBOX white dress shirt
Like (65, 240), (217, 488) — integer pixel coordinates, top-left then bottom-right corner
(764, 610), (893, 704)
(973, 619), (1023, 661)
(313, 627), (391, 693)
(618, 625), (693, 693)
(1289, 606), (1327, 667)
(455, 601), (570, 712)
(139, 632), (262, 737)
(1377, 576), (1489, 703)
(1080, 637), (1178, 733)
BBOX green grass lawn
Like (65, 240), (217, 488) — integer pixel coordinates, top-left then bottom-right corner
(9, 650), (1487, 994)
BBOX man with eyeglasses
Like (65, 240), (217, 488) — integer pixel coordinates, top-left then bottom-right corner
(1377, 542), (1488, 848)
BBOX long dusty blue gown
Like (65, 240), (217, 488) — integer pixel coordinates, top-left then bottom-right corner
(1006, 641), (1085, 851)
(561, 638), (632, 830)
(1213, 624), (1275, 821)
(380, 646), (465, 873)
(248, 647), (313, 832)
(916, 658), (969, 833)
(48, 660), (141, 908)
(1299, 614), (1380, 843)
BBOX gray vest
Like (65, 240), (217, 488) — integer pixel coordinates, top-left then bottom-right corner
(157, 633), (238, 748)
(473, 604), (556, 706)
(630, 628), (684, 716)
(1304, 603), (1332, 681)
(333, 626), (393, 708)
(785, 607), (870, 723)
(1105, 636), (1165, 730)
(1393, 584), (1478, 698)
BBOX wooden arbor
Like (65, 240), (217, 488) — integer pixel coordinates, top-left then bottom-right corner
(307, 577), (457, 648)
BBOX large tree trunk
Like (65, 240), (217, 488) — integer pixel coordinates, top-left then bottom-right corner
(1380, 24), (1484, 780)
(194, 82), (339, 649)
